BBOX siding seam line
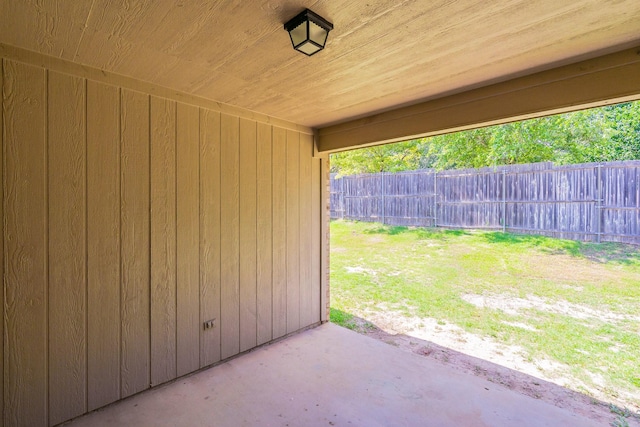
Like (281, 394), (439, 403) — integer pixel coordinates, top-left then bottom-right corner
(84, 76), (89, 414)
(174, 101), (178, 378)
(218, 112), (222, 360)
(268, 126), (272, 342)
(1, 57), (4, 427)
(45, 67), (50, 427)
(197, 107), (201, 368)
(254, 121), (257, 346)
(237, 117), (240, 352)
(148, 94), (152, 388)
(284, 130), (287, 336)
(117, 86), (122, 400)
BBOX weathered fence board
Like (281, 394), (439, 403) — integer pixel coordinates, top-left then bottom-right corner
(331, 161), (640, 244)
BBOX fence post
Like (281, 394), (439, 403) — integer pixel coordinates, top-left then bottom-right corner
(433, 170), (438, 228)
(502, 170), (507, 233)
(596, 163), (602, 243)
(340, 176), (345, 219)
(381, 172), (386, 225)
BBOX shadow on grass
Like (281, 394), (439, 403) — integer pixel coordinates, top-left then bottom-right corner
(580, 242), (640, 266)
(482, 232), (583, 255)
(482, 231), (640, 265)
(363, 224), (469, 239)
(330, 308), (379, 333)
(329, 309), (637, 426)
(363, 225), (409, 235)
(348, 220), (640, 265)
(415, 228), (469, 239)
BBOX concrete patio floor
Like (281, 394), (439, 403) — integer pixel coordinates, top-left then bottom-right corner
(63, 323), (602, 427)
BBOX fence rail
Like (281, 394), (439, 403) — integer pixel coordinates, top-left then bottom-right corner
(330, 161), (640, 244)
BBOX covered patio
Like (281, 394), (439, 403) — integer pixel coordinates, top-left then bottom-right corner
(1, 1), (640, 426)
(64, 324), (602, 427)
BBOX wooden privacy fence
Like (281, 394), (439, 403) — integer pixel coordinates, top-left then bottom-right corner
(330, 161), (640, 244)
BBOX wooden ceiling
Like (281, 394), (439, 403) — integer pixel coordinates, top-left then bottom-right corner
(2, 0), (640, 129)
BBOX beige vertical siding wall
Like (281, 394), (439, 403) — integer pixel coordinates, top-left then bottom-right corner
(1, 49), (323, 426)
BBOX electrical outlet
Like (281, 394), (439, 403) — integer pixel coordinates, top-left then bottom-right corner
(203, 319), (216, 330)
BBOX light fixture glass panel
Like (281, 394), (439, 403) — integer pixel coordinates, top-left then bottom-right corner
(297, 41), (321, 56)
(289, 22), (308, 47)
(284, 9), (333, 56)
(308, 21), (328, 46)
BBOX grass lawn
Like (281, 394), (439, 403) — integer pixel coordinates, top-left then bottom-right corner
(330, 219), (640, 411)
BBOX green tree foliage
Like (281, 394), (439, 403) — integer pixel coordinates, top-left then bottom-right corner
(330, 140), (425, 176)
(599, 102), (640, 161)
(330, 101), (640, 175)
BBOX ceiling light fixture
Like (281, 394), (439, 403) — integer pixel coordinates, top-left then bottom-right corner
(284, 9), (333, 56)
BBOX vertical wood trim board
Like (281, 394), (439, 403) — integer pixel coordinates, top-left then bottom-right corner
(87, 81), (121, 411)
(150, 96), (177, 387)
(298, 135), (312, 325)
(256, 123), (273, 346)
(271, 127), (287, 339)
(299, 134), (313, 327)
(320, 157), (330, 322)
(120, 89), (151, 398)
(220, 113), (240, 360)
(286, 130), (300, 334)
(239, 118), (257, 352)
(199, 109), (221, 367)
(176, 103), (200, 377)
(47, 70), (87, 426)
(311, 156), (322, 323)
(3, 60), (48, 427)
(0, 54), (322, 427)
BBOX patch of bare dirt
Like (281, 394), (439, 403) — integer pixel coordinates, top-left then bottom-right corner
(461, 293), (640, 323)
(520, 252), (631, 284)
(347, 311), (640, 427)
